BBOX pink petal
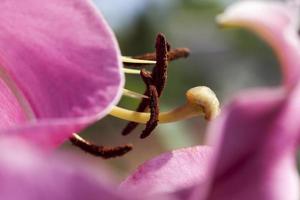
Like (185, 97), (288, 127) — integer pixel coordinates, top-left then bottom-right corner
(217, 1), (300, 88)
(120, 146), (212, 197)
(0, 137), (176, 200)
(195, 87), (300, 200)
(0, 137), (128, 200)
(0, 0), (123, 146)
(0, 78), (28, 127)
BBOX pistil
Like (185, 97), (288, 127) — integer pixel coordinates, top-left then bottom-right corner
(110, 86), (220, 124)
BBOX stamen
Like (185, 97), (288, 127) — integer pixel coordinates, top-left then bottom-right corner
(110, 86), (220, 124)
(152, 33), (168, 95)
(122, 56), (156, 65)
(70, 134), (133, 159)
(123, 89), (149, 100)
(122, 33), (168, 136)
(121, 93), (150, 135)
(71, 34), (213, 158)
(132, 48), (190, 62)
(123, 68), (141, 74)
(140, 69), (159, 139)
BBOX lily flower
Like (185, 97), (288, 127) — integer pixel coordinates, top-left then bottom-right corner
(4, 1), (299, 199)
(0, 0), (221, 158)
(120, 0), (300, 199)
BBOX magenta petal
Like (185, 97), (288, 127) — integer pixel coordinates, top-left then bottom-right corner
(0, 138), (131, 200)
(120, 146), (212, 197)
(217, 1), (300, 87)
(0, 78), (28, 127)
(199, 87), (300, 200)
(0, 138), (177, 200)
(0, 0), (123, 146)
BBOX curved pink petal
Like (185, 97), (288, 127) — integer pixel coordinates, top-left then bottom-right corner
(0, 0), (123, 146)
(217, 1), (300, 88)
(0, 137), (177, 200)
(191, 87), (300, 200)
(0, 79), (28, 127)
(120, 146), (212, 197)
(0, 137), (129, 200)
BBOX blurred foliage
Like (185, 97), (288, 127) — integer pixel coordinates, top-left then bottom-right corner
(60, 0), (281, 179)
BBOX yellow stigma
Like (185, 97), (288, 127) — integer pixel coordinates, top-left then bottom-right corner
(185, 86), (220, 120)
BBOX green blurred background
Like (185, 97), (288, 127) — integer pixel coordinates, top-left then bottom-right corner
(60, 0), (281, 180)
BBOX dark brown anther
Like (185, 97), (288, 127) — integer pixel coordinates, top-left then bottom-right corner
(167, 42), (171, 52)
(151, 33), (168, 96)
(167, 48), (190, 60)
(122, 33), (168, 136)
(69, 135), (132, 159)
(139, 69), (159, 139)
(130, 48), (190, 63)
(121, 83), (150, 135)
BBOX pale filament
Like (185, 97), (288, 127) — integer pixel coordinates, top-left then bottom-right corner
(121, 56), (156, 65)
(122, 89), (149, 100)
(123, 68), (141, 74)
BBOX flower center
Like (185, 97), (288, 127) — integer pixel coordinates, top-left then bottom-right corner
(70, 33), (220, 159)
